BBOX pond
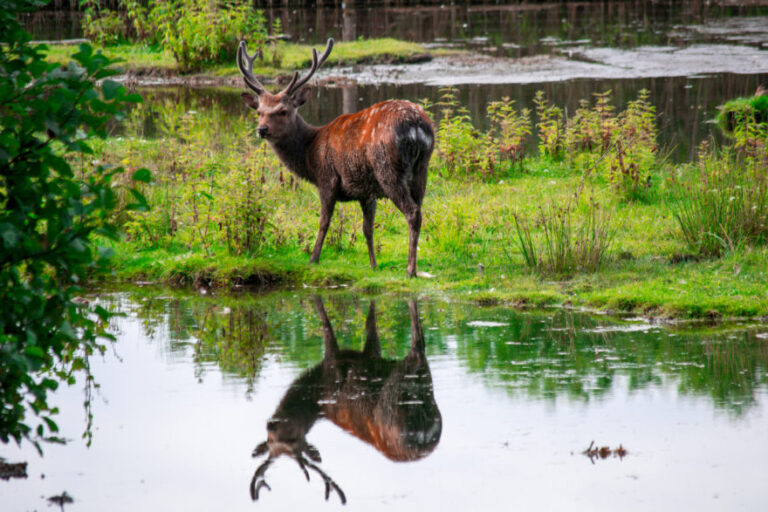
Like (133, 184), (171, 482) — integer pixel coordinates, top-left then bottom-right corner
(3, 290), (768, 511)
(23, 1), (768, 161)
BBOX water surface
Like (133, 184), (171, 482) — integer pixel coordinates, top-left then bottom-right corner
(3, 291), (767, 511)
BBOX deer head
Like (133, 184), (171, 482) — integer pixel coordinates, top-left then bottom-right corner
(237, 38), (334, 140)
(250, 431), (346, 504)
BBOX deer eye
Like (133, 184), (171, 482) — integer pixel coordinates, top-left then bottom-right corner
(275, 110), (288, 117)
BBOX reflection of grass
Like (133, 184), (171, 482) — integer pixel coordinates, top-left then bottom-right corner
(44, 38), (444, 77)
(116, 288), (768, 416)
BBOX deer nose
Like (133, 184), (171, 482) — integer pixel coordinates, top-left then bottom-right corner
(267, 419), (279, 432)
(257, 126), (269, 138)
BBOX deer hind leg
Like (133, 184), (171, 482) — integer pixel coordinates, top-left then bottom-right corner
(378, 177), (422, 278)
(310, 195), (336, 264)
(360, 198), (377, 270)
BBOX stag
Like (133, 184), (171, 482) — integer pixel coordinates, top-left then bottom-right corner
(250, 296), (442, 504)
(237, 39), (434, 277)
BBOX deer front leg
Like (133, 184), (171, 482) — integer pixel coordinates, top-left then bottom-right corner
(360, 198), (377, 270)
(310, 196), (336, 264)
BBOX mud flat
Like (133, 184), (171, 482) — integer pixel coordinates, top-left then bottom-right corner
(320, 43), (768, 86)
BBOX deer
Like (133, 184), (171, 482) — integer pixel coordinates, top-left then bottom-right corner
(249, 296), (442, 504)
(237, 38), (434, 278)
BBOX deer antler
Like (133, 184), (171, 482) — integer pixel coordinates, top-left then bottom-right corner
(300, 456), (347, 505)
(282, 38), (334, 97)
(237, 41), (267, 96)
(249, 457), (274, 500)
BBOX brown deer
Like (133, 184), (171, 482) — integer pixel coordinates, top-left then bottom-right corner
(237, 38), (434, 277)
(250, 296), (442, 504)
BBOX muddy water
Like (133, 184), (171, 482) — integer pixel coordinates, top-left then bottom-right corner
(3, 291), (768, 511)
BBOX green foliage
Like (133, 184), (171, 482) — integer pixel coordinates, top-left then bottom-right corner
(430, 87), (495, 179)
(561, 89), (659, 201)
(486, 96), (532, 170)
(533, 90), (564, 159)
(716, 94), (768, 137)
(428, 88), (531, 180)
(671, 139), (768, 257)
(81, 0), (271, 72)
(120, 97), (283, 256)
(153, 0), (268, 72)
(512, 195), (614, 276)
(1, 0), (147, 451)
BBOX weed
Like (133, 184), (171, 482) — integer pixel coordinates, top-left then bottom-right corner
(533, 90), (564, 159)
(671, 141), (768, 257)
(512, 194), (614, 276)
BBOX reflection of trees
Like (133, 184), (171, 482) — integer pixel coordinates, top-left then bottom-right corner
(117, 289), (768, 415)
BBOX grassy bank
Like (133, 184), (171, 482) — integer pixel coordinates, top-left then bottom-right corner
(44, 38), (441, 79)
(82, 80), (768, 319)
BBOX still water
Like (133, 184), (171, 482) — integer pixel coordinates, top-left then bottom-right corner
(3, 290), (768, 511)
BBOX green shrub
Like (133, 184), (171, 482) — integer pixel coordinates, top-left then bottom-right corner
(153, 0), (268, 72)
(1, 0), (147, 451)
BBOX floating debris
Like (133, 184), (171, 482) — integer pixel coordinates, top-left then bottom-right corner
(47, 491), (74, 512)
(582, 441), (628, 463)
(0, 458), (27, 480)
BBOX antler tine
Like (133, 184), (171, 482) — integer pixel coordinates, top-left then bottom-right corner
(295, 454), (311, 481)
(305, 460), (347, 505)
(249, 457), (274, 501)
(237, 40), (267, 96)
(284, 38), (334, 96)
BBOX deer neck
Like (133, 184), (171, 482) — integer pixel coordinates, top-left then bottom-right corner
(270, 117), (320, 184)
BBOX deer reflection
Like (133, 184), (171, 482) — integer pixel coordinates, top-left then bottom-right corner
(250, 297), (442, 504)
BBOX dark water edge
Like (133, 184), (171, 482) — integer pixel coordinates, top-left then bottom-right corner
(123, 70), (767, 162)
(2, 289), (768, 511)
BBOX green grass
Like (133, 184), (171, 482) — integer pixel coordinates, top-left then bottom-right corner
(44, 38), (445, 78)
(79, 80), (768, 320)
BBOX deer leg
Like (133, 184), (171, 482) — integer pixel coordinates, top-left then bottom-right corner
(407, 299), (426, 361)
(360, 198), (377, 270)
(362, 301), (381, 358)
(313, 296), (339, 357)
(379, 180), (422, 278)
(310, 196), (335, 264)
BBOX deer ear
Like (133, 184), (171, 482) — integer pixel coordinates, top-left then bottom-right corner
(252, 441), (269, 457)
(304, 443), (322, 462)
(292, 87), (312, 108)
(241, 92), (259, 110)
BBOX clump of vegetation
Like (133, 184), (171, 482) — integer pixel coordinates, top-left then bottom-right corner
(486, 96), (532, 170)
(716, 94), (768, 137)
(1, 0), (147, 451)
(119, 98), (284, 255)
(533, 90), (564, 159)
(428, 87), (495, 179)
(560, 89), (659, 201)
(427, 88), (531, 179)
(671, 127), (768, 257)
(512, 194), (614, 276)
(81, 0), (275, 72)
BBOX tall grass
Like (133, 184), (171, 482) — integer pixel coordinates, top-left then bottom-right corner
(672, 148), (768, 257)
(512, 195), (614, 276)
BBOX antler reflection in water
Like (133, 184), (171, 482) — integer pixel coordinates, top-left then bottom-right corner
(249, 296), (441, 505)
